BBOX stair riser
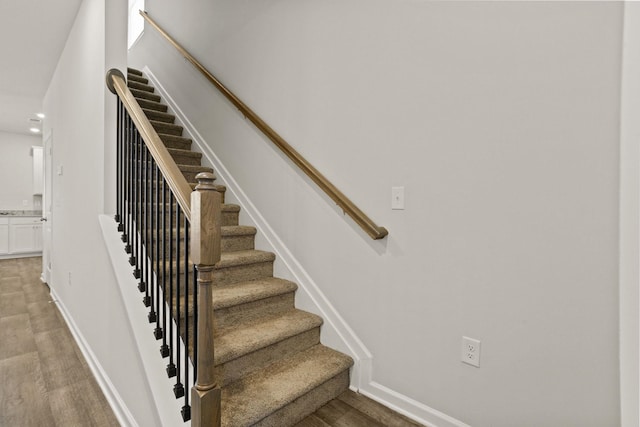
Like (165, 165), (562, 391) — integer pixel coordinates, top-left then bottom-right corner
(151, 122), (183, 136)
(222, 211), (239, 227)
(221, 234), (254, 252)
(251, 370), (350, 427)
(128, 81), (155, 93)
(170, 152), (202, 166)
(214, 292), (295, 330)
(144, 110), (175, 124)
(137, 98), (168, 113)
(140, 232), (254, 253)
(159, 136), (192, 151)
(156, 260), (273, 287)
(128, 74), (148, 84)
(131, 88), (161, 102)
(128, 206), (238, 226)
(215, 261), (274, 286)
(215, 328), (320, 388)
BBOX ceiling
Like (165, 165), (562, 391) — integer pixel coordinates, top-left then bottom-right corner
(0, 0), (83, 135)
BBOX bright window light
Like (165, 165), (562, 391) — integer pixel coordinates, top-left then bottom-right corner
(29, 128), (41, 133)
(128, 0), (145, 49)
(36, 113), (45, 119)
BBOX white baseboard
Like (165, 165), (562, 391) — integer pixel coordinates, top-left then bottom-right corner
(141, 66), (468, 427)
(359, 381), (471, 427)
(50, 287), (138, 427)
(0, 251), (42, 260)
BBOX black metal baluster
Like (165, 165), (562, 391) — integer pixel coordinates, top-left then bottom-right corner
(115, 100), (121, 227)
(182, 216), (191, 421)
(160, 178), (169, 358)
(144, 149), (156, 316)
(167, 191), (177, 378)
(174, 205), (184, 399)
(152, 159), (161, 335)
(123, 112), (131, 250)
(141, 142), (146, 290)
(140, 134), (146, 288)
(130, 130), (138, 270)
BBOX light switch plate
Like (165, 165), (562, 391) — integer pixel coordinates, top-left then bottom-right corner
(392, 187), (405, 210)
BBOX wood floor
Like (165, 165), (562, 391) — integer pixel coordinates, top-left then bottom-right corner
(0, 256), (423, 426)
(296, 390), (424, 427)
(0, 257), (119, 427)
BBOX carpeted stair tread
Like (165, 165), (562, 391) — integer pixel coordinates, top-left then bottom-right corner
(159, 249), (273, 272)
(168, 147), (200, 158)
(127, 67), (143, 76)
(136, 98), (168, 113)
(219, 249), (276, 268)
(143, 109), (175, 123)
(213, 278), (297, 311)
(127, 73), (148, 84)
(150, 119), (183, 136)
(168, 148), (202, 165)
(131, 87), (161, 102)
(223, 204), (241, 213)
(221, 225), (256, 238)
(174, 277), (295, 316)
(128, 80), (155, 93)
(221, 344), (354, 427)
(215, 309), (321, 364)
(177, 163), (212, 173)
(158, 133), (192, 150)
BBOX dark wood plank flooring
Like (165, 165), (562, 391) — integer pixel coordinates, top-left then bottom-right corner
(0, 257), (119, 427)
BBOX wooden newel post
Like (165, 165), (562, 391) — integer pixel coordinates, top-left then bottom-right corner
(190, 171), (222, 427)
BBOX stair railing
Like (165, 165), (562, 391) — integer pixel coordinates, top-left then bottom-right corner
(107, 69), (221, 426)
(139, 10), (389, 240)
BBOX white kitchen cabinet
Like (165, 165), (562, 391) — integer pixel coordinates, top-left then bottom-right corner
(0, 219), (8, 255)
(9, 217), (42, 254)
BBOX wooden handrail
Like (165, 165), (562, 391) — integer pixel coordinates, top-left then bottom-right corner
(107, 68), (193, 220)
(140, 11), (388, 240)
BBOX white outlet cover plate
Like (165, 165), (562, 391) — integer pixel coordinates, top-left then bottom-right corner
(462, 336), (481, 367)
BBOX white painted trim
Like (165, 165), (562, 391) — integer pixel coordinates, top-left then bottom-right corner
(99, 214), (189, 427)
(142, 67), (469, 427)
(50, 287), (138, 427)
(359, 382), (471, 427)
(0, 252), (42, 260)
(619, 3), (640, 426)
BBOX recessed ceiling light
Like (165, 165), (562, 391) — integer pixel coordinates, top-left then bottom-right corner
(36, 113), (45, 119)
(29, 127), (41, 133)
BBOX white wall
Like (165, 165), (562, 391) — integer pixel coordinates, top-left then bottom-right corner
(131, 1), (624, 426)
(0, 131), (42, 210)
(43, 0), (161, 425)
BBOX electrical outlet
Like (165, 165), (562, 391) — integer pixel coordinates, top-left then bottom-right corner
(461, 336), (481, 367)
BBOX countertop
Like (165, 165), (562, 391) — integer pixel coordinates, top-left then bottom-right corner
(0, 210), (43, 217)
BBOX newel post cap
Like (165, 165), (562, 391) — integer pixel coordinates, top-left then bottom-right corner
(106, 68), (125, 94)
(195, 172), (217, 191)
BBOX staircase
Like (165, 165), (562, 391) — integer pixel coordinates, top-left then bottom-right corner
(126, 67), (354, 426)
